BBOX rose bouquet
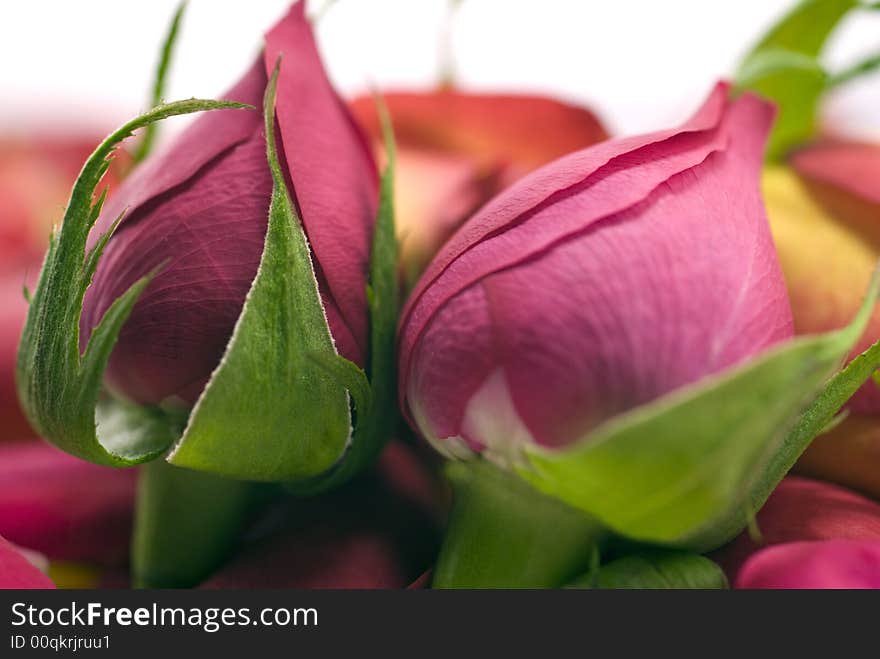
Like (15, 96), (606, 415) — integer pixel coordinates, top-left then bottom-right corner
(5, 0), (880, 590)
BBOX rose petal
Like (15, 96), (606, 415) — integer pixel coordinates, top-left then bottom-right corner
(265, 2), (378, 365)
(0, 441), (136, 566)
(350, 90), (608, 179)
(400, 82), (731, 370)
(736, 539), (880, 589)
(712, 476), (880, 583)
(0, 535), (54, 589)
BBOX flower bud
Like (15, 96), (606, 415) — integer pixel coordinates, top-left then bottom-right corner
(398, 83), (793, 457)
(80, 4), (377, 406)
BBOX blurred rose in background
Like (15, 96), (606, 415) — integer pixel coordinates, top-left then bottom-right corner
(351, 90), (607, 286)
(764, 139), (880, 501)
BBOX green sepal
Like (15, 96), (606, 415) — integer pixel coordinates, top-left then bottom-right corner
(15, 98), (252, 467)
(289, 94), (400, 494)
(168, 60), (351, 480)
(169, 64), (399, 485)
(734, 0), (858, 160)
(567, 549), (728, 590)
(514, 270), (880, 548)
(695, 294), (880, 549)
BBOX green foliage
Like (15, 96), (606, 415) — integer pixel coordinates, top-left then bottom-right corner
(132, 1), (188, 163)
(734, 0), (858, 159)
(568, 549), (728, 589)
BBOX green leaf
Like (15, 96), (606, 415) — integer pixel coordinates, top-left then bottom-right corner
(735, 48), (827, 160)
(15, 98), (252, 467)
(515, 269), (880, 547)
(132, 1), (188, 164)
(567, 549), (728, 590)
(289, 93), (401, 494)
(749, 0), (857, 55)
(735, 0), (858, 160)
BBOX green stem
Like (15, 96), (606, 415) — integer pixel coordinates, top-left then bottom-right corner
(432, 460), (606, 588)
(132, 1), (187, 164)
(132, 458), (257, 588)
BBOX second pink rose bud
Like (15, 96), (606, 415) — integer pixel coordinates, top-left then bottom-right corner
(399, 82), (794, 456)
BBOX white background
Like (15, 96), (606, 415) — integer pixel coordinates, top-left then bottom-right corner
(2, 0), (880, 138)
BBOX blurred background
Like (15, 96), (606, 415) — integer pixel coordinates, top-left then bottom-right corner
(2, 0), (880, 138)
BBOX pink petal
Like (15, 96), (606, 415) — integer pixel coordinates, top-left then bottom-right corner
(712, 476), (880, 583)
(350, 89), (608, 178)
(0, 535), (54, 589)
(736, 539), (880, 589)
(265, 2), (378, 365)
(792, 140), (880, 206)
(0, 441), (136, 566)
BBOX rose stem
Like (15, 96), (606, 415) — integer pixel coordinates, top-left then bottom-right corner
(431, 459), (606, 588)
(131, 458), (258, 588)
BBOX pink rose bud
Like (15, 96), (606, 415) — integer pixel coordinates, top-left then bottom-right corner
(398, 83), (793, 455)
(737, 540), (880, 589)
(79, 4), (377, 405)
